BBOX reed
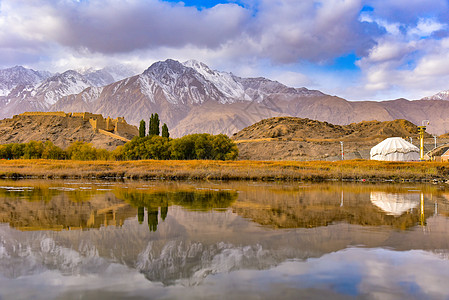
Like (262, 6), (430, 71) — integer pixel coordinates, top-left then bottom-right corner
(0, 159), (445, 182)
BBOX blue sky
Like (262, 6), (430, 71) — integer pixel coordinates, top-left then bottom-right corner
(1, 0), (449, 100)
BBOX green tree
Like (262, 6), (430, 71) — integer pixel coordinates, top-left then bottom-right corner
(66, 141), (98, 161)
(0, 144), (12, 159)
(119, 136), (151, 160)
(111, 145), (125, 161)
(23, 141), (44, 159)
(95, 148), (111, 161)
(11, 143), (25, 159)
(145, 136), (171, 160)
(170, 135), (194, 160)
(154, 113), (160, 136)
(194, 134), (213, 159)
(148, 114), (153, 136)
(139, 120), (146, 138)
(211, 134), (239, 160)
(161, 123), (169, 138)
(149, 113), (160, 136)
(42, 141), (66, 160)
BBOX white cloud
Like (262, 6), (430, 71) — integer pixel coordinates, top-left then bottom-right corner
(0, 0), (378, 67)
(245, 0), (377, 63)
(270, 71), (314, 88)
(408, 18), (447, 38)
(345, 11), (449, 100)
(1, 0), (449, 100)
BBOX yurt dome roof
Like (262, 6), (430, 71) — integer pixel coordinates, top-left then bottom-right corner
(370, 137), (419, 157)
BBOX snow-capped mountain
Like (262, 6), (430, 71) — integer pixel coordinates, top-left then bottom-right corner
(43, 59), (329, 136)
(4, 59), (449, 136)
(0, 59), (326, 125)
(141, 59), (231, 105)
(80, 65), (139, 87)
(184, 60), (325, 102)
(35, 70), (94, 106)
(183, 60), (251, 102)
(0, 70), (95, 117)
(422, 90), (449, 101)
(0, 66), (51, 97)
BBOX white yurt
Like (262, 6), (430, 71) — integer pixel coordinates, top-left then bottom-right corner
(370, 137), (420, 161)
(370, 192), (419, 216)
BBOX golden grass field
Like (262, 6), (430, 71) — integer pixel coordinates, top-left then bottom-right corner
(0, 159), (448, 182)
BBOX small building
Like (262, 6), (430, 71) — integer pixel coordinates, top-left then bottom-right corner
(441, 149), (449, 162)
(370, 137), (420, 161)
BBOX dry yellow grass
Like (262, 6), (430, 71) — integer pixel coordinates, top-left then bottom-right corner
(0, 159), (447, 182)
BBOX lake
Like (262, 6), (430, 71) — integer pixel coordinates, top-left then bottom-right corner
(0, 180), (449, 299)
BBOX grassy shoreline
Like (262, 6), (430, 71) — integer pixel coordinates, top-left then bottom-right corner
(0, 159), (448, 182)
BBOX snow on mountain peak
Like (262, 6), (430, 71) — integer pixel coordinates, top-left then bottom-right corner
(183, 60), (212, 74)
(422, 90), (449, 101)
(81, 65), (139, 87)
(182, 60), (250, 102)
(0, 66), (51, 97)
(36, 70), (94, 106)
(0, 59), (330, 125)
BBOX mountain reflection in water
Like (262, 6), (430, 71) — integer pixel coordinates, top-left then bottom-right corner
(1, 181), (449, 299)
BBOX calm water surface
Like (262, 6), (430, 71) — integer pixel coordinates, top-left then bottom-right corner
(1, 180), (449, 299)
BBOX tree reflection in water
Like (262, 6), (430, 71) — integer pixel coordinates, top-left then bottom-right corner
(2, 182), (449, 299)
(124, 190), (238, 232)
(0, 184), (238, 232)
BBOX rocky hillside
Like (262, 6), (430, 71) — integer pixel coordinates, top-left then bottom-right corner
(4, 60), (449, 136)
(232, 117), (435, 160)
(0, 114), (133, 150)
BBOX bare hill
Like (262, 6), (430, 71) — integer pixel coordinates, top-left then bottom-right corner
(0, 114), (137, 150)
(4, 60), (449, 137)
(232, 117), (434, 160)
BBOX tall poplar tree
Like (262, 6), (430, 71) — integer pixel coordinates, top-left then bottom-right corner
(162, 123), (169, 138)
(149, 113), (160, 136)
(154, 113), (160, 136)
(139, 120), (146, 137)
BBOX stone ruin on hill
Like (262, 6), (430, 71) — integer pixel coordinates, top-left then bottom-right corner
(18, 112), (138, 141)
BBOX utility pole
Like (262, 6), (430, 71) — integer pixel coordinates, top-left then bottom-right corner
(418, 120), (429, 161)
(340, 141), (344, 160)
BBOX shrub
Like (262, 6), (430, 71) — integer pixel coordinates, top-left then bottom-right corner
(22, 141), (44, 159)
(66, 141), (98, 161)
(11, 143), (25, 159)
(170, 133), (238, 160)
(42, 141), (67, 160)
(0, 144), (12, 159)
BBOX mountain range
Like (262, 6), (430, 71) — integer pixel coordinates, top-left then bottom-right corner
(1, 60), (449, 136)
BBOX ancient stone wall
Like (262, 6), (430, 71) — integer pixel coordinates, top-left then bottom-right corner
(17, 111), (138, 138)
(19, 111), (69, 117)
(115, 119), (139, 136)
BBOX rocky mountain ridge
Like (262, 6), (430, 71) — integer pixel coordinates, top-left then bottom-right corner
(422, 90), (449, 101)
(2, 60), (449, 136)
(0, 66), (51, 97)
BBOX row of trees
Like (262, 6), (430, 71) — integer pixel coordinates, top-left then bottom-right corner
(116, 133), (238, 160)
(0, 134), (239, 161)
(0, 141), (66, 160)
(0, 141), (111, 160)
(139, 113), (169, 138)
